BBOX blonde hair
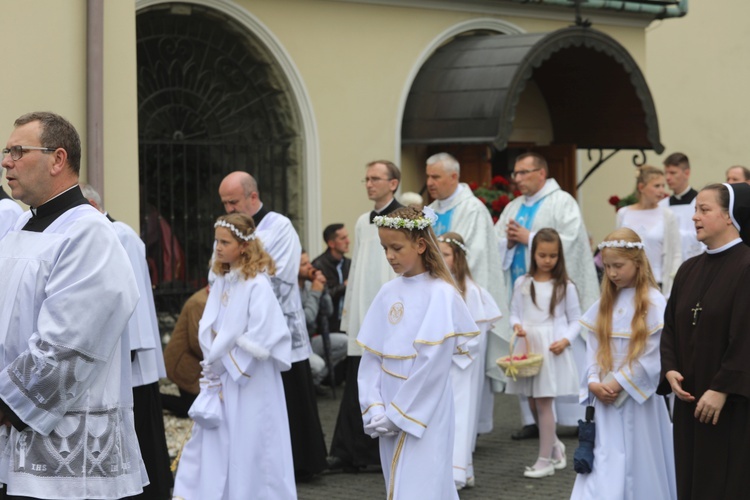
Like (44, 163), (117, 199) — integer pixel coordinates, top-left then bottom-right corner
(635, 165), (664, 201)
(594, 228), (657, 375)
(211, 213), (276, 279)
(439, 232), (472, 298)
(382, 206), (456, 289)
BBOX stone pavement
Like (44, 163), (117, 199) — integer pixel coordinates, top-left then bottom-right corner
(297, 388), (578, 500)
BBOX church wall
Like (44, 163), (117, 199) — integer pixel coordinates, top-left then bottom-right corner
(0, 1), (140, 231)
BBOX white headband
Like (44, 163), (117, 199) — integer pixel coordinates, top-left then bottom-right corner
(215, 220), (256, 242)
(438, 237), (468, 254)
(597, 240), (645, 250)
(374, 206), (438, 231)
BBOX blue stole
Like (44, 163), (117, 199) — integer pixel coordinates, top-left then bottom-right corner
(510, 199), (544, 285)
(434, 208), (455, 237)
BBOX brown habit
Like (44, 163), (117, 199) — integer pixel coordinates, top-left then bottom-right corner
(659, 243), (750, 499)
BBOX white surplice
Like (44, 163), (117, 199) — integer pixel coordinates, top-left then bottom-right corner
(357, 272), (479, 500)
(112, 220), (166, 387)
(255, 211), (310, 362)
(340, 211), (396, 355)
(571, 287), (676, 500)
(0, 206), (145, 498)
(0, 197), (22, 240)
(451, 279), (501, 488)
(173, 270), (296, 500)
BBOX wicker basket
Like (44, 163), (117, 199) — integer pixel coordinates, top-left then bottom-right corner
(496, 333), (543, 381)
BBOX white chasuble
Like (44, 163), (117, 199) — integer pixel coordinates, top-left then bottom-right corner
(357, 273), (479, 500)
(173, 270), (296, 500)
(255, 211), (310, 362)
(428, 184), (509, 386)
(572, 287), (676, 500)
(0, 206), (146, 498)
(340, 211), (396, 355)
(113, 220), (166, 387)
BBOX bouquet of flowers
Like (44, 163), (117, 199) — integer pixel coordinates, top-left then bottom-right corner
(470, 175), (519, 223)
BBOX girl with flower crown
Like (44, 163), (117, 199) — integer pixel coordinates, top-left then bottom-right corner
(357, 207), (479, 500)
(571, 227), (676, 500)
(437, 232), (502, 491)
(505, 228), (581, 478)
(173, 213), (296, 500)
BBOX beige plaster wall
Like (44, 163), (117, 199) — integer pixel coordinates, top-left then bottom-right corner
(646, 1), (749, 195)
(0, 1), (140, 229)
(234, 0), (649, 252)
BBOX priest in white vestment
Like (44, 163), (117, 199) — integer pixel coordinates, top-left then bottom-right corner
(219, 171), (327, 477)
(494, 153), (599, 430)
(659, 152), (704, 260)
(0, 112), (146, 498)
(426, 153), (506, 432)
(329, 160), (402, 470)
(0, 186), (22, 239)
(80, 183), (172, 498)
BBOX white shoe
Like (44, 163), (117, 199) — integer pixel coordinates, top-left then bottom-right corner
(523, 458), (555, 478)
(552, 440), (567, 470)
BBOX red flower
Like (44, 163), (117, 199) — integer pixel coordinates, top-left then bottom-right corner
(608, 195), (620, 206)
(477, 196), (487, 205)
(468, 181), (479, 191)
(491, 198), (503, 213)
(492, 175), (510, 187)
(492, 215), (499, 224)
(513, 189), (522, 197)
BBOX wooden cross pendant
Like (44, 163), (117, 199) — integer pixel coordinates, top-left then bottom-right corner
(691, 302), (703, 326)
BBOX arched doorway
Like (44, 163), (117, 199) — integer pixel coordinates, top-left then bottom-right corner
(402, 25), (662, 205)
(136, 2), (306, 312)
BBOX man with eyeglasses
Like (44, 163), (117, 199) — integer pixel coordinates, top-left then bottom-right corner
(0, 112), (146, 497)
(425, 152), (507, 442)
(494, 152), (599, 440)
(327, 160), (402, 473)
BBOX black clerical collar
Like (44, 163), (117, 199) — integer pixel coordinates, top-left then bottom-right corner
(105, 213), (116, 223)
(669, 187), (697, 206)
(369, 198), (403, 223)
(251, 204), (269, 226)
(22, 185), (89, 233)
(0, 186), (10, 201)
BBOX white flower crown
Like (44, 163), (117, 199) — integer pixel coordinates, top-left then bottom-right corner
(437, 237), (468, 254)
(374, 206), (437, 231)
(597, 239), (644, 250)
(214, 220), (257, 242)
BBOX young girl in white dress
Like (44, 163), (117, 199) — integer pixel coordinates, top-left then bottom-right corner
(357, 207), (479, 500)
(571, 228), (676, 500)
(437, 232), (502, 491)
(506, 228), (581, 478)
(173, 214), (296, 500)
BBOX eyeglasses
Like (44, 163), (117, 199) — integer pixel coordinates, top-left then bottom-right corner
(510, 168), (541, 179)
(2, 145), (56, 161)
(362, 177), (391, 184)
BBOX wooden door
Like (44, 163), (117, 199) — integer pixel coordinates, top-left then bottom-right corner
(528, 144), (577, 197)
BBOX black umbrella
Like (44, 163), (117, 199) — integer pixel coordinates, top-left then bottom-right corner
(573, 405), (595, 474)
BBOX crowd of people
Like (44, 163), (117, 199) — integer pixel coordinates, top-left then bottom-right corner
(0, 110), (748, 499)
